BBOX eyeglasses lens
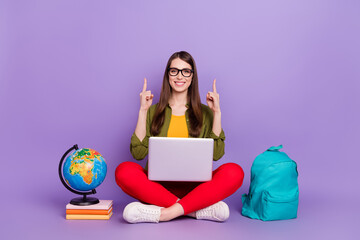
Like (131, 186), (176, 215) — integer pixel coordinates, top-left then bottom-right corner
(182, 70), (191, 77)
(169, 69), (178, 76)
(169, 68), (192, 77)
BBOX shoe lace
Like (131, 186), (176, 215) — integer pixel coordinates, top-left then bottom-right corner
(197, 203), (223, 220)
(138, 207), (160, 222)
(198, 206), (216, 217)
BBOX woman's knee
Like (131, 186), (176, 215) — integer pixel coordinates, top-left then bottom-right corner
(217, 162), (244, 186)
(115, 161), (143, 186)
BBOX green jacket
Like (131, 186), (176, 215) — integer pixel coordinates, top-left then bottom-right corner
(130, 104), (226, 169)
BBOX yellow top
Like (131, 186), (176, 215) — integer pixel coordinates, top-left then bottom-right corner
(167, 115), (189, 138)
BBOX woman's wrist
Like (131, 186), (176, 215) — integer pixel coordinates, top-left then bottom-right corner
(212, 111), (222, 137)
(139, 108), (148, 115)
(135, 108), (148, 142)
(213, 110), (221, 115)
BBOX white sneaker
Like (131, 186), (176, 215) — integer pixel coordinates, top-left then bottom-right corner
(196, 201), (230, 222)
(123, 202), (162, 223)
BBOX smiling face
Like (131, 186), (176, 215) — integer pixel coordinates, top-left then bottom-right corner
(168, 58), (193, 94)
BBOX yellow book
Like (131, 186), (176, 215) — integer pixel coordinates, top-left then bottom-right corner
(66, 211), (113, 220)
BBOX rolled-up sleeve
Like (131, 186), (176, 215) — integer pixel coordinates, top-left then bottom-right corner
(130, 108), (151, 160)
(209, 129), (225, 161)
(202, 105), (226, 161)
(130, 132), (149, 160)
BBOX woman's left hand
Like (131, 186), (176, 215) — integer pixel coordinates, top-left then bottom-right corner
(206, 79), (221, 113)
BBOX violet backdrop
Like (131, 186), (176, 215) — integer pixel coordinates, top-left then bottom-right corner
(0, 0), (359, 239)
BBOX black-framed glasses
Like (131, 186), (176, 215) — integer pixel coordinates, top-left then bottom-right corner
(168, 68), (193, 77)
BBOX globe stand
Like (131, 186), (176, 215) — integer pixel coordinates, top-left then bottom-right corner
(58, 144), (101, 206)
(70, 195), (100, 206)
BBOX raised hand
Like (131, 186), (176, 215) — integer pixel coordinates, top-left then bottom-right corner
(139, 78), (154, 111)
(206, 79), (221, 113)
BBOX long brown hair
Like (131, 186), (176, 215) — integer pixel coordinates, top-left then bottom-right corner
(151, 51), (203, 137)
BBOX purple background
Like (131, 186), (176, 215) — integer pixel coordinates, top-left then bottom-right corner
(1, 0), (359, 239)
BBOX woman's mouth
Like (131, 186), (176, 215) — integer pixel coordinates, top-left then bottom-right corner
(174, 81), (185, 86)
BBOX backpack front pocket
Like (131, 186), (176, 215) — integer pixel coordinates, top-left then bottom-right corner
(261, 191), (299, 221)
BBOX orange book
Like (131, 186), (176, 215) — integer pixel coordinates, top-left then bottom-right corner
(66, 207), (112, 215)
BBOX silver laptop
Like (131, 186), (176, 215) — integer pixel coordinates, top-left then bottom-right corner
(148, 137), (214, 182)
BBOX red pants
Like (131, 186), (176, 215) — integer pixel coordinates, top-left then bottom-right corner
(115, 161), (244, 215)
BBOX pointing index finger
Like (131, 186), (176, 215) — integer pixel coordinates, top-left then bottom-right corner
(142, 78), (147, 92)
(213, 79), (217, 93)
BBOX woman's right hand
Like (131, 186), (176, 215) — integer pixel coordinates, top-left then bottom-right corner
(139, 78), (154, 111)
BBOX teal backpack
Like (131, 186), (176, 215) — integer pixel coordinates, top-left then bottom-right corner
(241, 145), (299, 221)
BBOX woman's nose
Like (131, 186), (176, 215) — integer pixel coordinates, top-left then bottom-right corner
(177, 72), (183, 79)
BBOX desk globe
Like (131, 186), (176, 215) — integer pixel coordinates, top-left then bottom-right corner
(59, 145), (107, 205)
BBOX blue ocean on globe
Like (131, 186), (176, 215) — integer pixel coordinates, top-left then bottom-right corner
(63, 148), (107, 191)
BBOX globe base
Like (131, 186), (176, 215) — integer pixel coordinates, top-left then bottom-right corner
(70, 196), (100, 206)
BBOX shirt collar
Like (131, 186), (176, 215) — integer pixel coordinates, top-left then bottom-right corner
(167, 103), (190, 108)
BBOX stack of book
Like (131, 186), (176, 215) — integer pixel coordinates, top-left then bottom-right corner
(66, 200), (113, 220)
